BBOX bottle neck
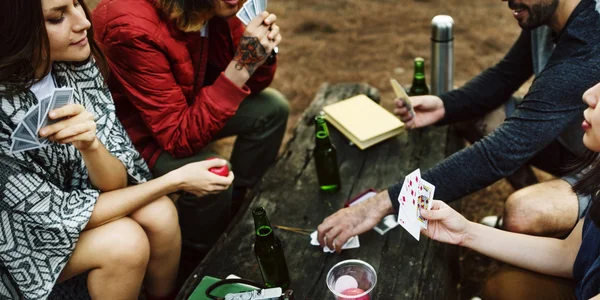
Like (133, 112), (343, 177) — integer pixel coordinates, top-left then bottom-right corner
(412, 61), (427, 85)
(315, 118), (333, 147)
(253, 207), (275, 241)
(255, 225), (276, 241)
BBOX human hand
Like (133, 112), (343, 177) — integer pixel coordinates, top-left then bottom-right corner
(39, 104), (99, 151)
(175, 159), (234, 197)
(393, 95), (445, 129)
(234, 12), (281, 75)
(317, 191), (393, 253)
(420, 200), (471, 246)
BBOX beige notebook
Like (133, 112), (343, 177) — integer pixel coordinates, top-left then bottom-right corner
(323, 94), (404, 149)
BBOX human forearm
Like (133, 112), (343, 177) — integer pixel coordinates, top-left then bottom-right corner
(85, 171), (182, 229)
(224, 61), (251, 88)
(80, 138), (128, 191)
(437, 30), (533, 125)
(463, 222), (576, 278)
(245, 62), (276, 94)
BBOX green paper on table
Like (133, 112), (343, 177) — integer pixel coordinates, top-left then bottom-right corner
(188, 276), (258, 300)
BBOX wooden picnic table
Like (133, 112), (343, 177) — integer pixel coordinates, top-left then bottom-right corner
(178, 83), (464, 300)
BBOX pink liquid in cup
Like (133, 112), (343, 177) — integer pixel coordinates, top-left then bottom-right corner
(339, 288), (370, 300)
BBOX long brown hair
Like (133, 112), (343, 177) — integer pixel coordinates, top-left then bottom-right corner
(156, 0), (246, 32)
(0, 0), (108, 93)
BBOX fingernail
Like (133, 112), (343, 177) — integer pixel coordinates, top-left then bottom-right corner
(49, 112), (56, 118)
(39, 129), (46, 136)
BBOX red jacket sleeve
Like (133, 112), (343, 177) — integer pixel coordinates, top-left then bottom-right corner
(101, 31), (250, 158)
(227, 18), (277, 94)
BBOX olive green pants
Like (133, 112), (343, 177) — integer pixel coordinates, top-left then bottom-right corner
(151, 88), (289, 261)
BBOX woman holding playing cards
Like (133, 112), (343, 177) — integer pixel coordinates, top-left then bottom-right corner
(420, 83), (600, 299)
(0, 0), (235, 299)
(91, 0), (288, 277)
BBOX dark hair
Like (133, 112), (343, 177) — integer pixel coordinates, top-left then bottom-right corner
(0, 0), (108, 93)
(157, 0), (246, 32)
(569, 150), (600, 226)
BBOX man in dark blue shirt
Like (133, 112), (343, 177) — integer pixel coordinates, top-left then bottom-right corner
(318, 0), (600, 250)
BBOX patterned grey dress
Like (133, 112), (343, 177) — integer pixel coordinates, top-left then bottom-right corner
(0, 59), (151, 299)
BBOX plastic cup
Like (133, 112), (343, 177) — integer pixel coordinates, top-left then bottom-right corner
(326, 259), (377, 300)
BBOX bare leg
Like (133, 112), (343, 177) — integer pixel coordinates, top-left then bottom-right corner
(130, 196), (181, 297)
(58, 217), (150, 300)
(503, 179), (579, 237)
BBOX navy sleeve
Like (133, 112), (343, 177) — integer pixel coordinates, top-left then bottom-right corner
(438, 30), (534, 125)
(389, 59), (594, 208)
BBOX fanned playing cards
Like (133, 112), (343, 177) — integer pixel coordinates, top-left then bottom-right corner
(397, 169), (435, 241)
(236, 0), (268, 25)
(10, 88), (74, 154)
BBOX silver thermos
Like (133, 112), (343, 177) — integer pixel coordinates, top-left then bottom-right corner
(431, 15), (454, 96)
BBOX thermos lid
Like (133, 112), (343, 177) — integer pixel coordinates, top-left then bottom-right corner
(431, 15), (454, 42)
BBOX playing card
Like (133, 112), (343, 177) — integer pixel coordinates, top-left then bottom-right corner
(373, 214), (399, 235)
(396, 169), (423, 240)
(399, 169), (421, 223)
(310, 231), (360, 253)
(10, 139), (43, 154)
(37, 96), (52, 130)
(11, 122), (38, 144)
(243, 6), (256, 20)
(396, 205), (421, 241)
(44, 88), (73, 127)
(23, 105), (40, 139)
(390, 78), (416, 118)
(249, 0), (261, 15)
(255, 0), (266, 13)
(236, 7), (252, 25)
(322, 236), (359, 253)
(416, 179), (435, 229)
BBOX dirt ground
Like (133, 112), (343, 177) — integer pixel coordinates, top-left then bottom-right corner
(85, 0), (553, 298)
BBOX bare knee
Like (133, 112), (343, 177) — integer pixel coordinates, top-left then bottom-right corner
(482, 266), (518, 300)
(503, 180), (578, 236)
(132, 196), (180, 238)
(101, 218), (150, 271)
(503, 190), (543, 234)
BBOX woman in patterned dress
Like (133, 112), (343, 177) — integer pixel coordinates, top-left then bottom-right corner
(0, 0), (234, 299)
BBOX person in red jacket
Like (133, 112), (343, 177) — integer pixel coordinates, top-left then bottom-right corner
(92, 0), (288, 277)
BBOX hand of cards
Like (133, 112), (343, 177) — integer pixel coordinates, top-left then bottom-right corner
(397, 169), (435, 241)
(236, 0), (268, 25)
(310, 230), (359, 253)
(10, 88), (74, 154)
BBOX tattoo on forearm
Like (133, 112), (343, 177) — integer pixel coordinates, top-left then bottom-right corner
(233, 37), (267, 75)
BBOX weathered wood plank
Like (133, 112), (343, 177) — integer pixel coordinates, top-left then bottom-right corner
(179, 83), (460, 300)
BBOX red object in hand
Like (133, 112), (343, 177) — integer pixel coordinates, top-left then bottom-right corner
(340, 288), (369, 300)
(206, 157), (229, 177)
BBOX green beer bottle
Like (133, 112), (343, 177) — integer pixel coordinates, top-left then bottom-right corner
(409, 57), (430, 96)
(252, 207), (291, 289)
(314, 116), (341, 193)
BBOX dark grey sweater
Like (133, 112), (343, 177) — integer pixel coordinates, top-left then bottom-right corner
(389, 0), (600, 209)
